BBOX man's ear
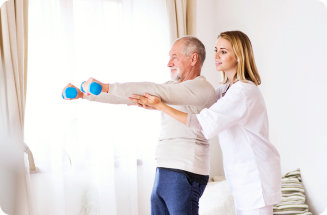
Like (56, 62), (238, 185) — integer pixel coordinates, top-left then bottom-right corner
(191, 53), (199, 66)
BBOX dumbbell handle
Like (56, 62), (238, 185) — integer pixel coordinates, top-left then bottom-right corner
(81, 81), (102, 95)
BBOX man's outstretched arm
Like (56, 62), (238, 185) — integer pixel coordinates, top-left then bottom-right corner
(62, 83), (134, 105)
(81, 77), (216, 107)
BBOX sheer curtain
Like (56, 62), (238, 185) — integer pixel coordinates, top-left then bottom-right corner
(0, 0), (30, 214)
(0, 1), (7, 8)
(24, 0), (170, 214)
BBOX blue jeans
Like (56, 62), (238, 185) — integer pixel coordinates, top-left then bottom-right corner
(151, 168), (208, 215)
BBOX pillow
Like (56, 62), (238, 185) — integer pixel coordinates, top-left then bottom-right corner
(0, 207), (8, 215)
(273, 169), (312, 215)
(321, 207), (327, 215)
(199, 177), (235, 215)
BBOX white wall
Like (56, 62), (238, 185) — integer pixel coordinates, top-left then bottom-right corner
(192, 0), (327, 214)
(189, 0), (225, 178)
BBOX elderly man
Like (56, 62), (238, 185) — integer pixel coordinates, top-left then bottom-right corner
(63, 36), (216, 215)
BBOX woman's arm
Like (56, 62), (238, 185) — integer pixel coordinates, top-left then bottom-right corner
(129, 93), (188, 125)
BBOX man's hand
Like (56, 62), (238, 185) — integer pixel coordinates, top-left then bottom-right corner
(62, 83), (84, 100)
(82, 77), (109, 95)
(129, 93), (162, 110)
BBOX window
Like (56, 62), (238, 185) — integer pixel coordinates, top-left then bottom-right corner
(25, 0), (170, 214)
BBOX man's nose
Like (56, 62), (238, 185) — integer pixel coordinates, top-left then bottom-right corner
(167, 59), (173, 67)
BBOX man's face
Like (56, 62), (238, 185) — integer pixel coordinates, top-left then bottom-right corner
(167, 41), (192, 82)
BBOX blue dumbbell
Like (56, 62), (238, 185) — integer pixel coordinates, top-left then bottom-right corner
(62, 87), (78, 99)
(80, 81), (86, 93)
(80, 81), (102, 95)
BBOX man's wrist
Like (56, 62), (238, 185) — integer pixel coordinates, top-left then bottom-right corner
(77, 91), (84, 99)
(102, 84), (109, 93)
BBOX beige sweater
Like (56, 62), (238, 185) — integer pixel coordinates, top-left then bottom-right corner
(84, 76), (216, 175)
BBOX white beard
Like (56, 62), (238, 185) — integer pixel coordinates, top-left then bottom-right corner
(170, 67), (181, 82)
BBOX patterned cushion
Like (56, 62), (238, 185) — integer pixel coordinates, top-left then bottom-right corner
(273, 169), (312, 215)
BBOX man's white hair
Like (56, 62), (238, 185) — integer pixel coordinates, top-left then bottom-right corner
(175, 36), (206, 66)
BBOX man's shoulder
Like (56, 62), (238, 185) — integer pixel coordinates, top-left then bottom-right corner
(185, 76), (213, 87)
(190, 75), (207, 82)
(165, 76), (213, 88)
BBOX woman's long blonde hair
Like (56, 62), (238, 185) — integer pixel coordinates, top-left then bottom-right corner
(219, 31), (261, 85)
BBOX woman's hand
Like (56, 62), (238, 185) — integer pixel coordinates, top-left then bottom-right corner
(129, 93), (188, 124)
(129, 93), (162, 110)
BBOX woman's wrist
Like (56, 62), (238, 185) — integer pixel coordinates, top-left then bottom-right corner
(156, 102), (166, 111)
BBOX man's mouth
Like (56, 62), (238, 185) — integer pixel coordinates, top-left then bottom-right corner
(170, 67), (178, 72)
(170, 67), (181, 81)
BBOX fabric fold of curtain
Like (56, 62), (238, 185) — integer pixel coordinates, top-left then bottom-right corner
(166, 0), (187, 42)
(166, 0), (196, 43)
(0, 0), (31, 214)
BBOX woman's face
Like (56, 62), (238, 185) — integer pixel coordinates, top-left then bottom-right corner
(214, 37), (238, 73)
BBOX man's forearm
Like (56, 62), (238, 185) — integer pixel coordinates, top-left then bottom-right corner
(83, 92), (134, 105)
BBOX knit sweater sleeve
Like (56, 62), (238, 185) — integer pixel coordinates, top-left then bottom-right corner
(96, 76), (216, 107)
(83, 92), (133, 104)
(186, 113), (203, 132)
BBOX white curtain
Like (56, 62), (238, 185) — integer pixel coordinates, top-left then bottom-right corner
(0, 1), (7, 8)
(24, 0), (170, 214)
(0, 0), (30, 214)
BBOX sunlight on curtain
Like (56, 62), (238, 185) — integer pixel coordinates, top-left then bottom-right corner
(0, 1), (7, 8)
(24, 0), (170, 214)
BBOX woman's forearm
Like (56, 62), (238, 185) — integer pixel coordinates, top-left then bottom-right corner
(128, 93), (188, 124)
(156, 103), (188, 125)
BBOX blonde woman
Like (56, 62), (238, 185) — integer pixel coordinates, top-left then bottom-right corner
(130, 31), (282, 215)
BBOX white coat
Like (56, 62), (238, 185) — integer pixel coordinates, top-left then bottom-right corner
(197, 81), (281, 210)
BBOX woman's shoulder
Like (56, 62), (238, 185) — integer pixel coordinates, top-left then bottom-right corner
(228, 81), (262, 100)
(232, 80), (258, 91)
